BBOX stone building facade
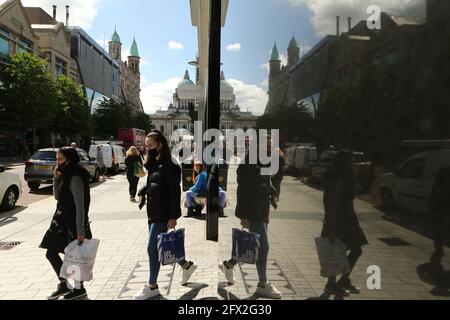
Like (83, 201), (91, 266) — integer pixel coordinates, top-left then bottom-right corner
(108, 29), (143, 113)
(150, 69), (258, 142)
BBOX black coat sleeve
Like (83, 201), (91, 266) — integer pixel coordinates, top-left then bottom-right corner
(166, 161), (182, 220)
(235, 162), (254, 220)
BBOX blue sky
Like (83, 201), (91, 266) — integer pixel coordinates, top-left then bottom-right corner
(16, 0), (427, 115)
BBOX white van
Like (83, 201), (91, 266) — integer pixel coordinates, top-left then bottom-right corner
(295, 146), (318, 175)
(89, 144), (127, 173)
(380, 149), (450, 215)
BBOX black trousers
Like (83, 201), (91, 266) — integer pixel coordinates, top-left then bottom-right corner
(127, 174), (139, 198)
(46, 249), (65, 281)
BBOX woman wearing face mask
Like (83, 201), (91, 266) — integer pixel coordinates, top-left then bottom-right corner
(40, 147), (92, 300)
(133, 130), (197, 300)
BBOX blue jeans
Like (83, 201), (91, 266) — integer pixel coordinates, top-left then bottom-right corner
(186, 188), (227, 208)
(147, 223), (187, 285)
(229, 222), (269, 285)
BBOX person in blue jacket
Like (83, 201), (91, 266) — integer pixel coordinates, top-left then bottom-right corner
(185, 161), (208, 217)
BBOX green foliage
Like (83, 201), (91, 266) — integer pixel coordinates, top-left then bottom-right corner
(53, 75), (92, 137)
(0, 52), (57, 131)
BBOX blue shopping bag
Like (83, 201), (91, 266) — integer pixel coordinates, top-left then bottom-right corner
(231, 228), (260, 265)
(157, 229), (186, 266)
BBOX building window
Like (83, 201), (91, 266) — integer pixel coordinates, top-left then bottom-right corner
(160, 125), (165, 133)
(0, 28), (10, 62)
(18, 39), (30, 53)
(55, 58), (67, 77)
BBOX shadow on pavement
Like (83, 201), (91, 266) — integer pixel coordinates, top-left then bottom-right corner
(0, 206), (27, 227)
(148, 283), (209, 301)
(28, 186), (53, 195)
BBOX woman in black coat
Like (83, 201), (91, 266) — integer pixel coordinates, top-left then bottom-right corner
(125, 146), (144, 202)
(220, 134), (284, 299)
(40, 147), (92, 300)
(322, 150), (368, 296)
(133, 130), (197, 300)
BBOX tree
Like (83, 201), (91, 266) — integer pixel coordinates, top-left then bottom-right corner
(133, 111), (152, 133)
(0, 52), (57, 146)
(92, 98), (133, 138)
(258, 103), (315, 146)
(52, 75), (92, 139)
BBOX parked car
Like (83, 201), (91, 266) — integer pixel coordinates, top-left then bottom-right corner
(89, 143), (126, 173)
(307, 150), (374, 193)
(24, 148), (101, 191)
(380, 149), (450, 214)
(0, 164), (22, 211)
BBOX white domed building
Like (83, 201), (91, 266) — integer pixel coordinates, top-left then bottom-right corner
(150, 69), (258, 141)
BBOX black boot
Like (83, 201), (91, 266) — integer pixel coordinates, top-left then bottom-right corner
(337, 277), (360, 294)
(187, 207), (195, 217)
(219, 208), (225, 218)
(47, 281), (71, 300)
(63, 286), (88, 300)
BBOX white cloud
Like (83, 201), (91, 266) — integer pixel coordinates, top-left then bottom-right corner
(226, 43), (241, 52)
(168, 41), (184, 50)
(282, 0), (426, 36)
(228, 79), (268, 116)
(141, 78), (182, 114)
(20, 0), (102, 30)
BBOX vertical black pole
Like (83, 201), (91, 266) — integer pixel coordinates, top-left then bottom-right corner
(206, 0), (221, 241)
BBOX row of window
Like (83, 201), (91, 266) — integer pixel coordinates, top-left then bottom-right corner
(0, 27), (31, 63)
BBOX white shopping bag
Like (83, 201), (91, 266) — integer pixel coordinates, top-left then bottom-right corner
(60, 239), (100, 282)
(315, 237), (350, 278)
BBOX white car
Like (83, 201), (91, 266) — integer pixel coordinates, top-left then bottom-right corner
(380, 150), (450, 214)
(0, 164), (22, 211)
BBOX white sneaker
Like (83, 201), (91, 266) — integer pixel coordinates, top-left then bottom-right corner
(181, 262), (198, 285)
(219, 262), (235, 284)
(133, 284), (160, 300)
(255, 283), (283, 299)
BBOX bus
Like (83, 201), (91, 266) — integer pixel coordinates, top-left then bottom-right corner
(118, 128), (146, 151)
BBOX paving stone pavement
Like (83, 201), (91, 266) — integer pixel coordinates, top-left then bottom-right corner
(0, 161), (449, 300)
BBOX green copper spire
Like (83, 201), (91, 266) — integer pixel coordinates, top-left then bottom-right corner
(270, 42), (280, 61)
(111, 27), (121, 43)
(130, 37), (139, 57)
(289, 35), (298, 49)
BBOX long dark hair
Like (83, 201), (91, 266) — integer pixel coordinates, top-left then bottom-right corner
(332, 150), (354, 178)
(58, 147), (89, 177)
(145, 130), (171, 164)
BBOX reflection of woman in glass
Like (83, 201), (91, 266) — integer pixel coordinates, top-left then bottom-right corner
(322, 150), (368, 297)
(220, 134), (284, 299)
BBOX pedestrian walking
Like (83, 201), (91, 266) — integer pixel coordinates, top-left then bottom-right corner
(125, 146), (143, 202)
(133, 130), (197, 300)
(95, 145), (106, 182)
(321, 150), (368, 297)
(219, 134), (284, 299)
(40, 147), (93, 300)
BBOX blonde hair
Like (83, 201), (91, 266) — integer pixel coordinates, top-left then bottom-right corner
(126, 146), (139, 157)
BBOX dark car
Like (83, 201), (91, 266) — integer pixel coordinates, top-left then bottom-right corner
(25, 148), (101, 191)
(307, 150), (375, 193)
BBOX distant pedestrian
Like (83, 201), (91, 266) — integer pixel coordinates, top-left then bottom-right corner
(71, 142), (77, 148)
(40, 147), (93, 300)
(185, 161), (208, 217)
(321, 150), (368, 297)
(133, 130), (197, 300)
(125, 146), (143, 202)
(95, 145), (106, 181)
(219, 133), (284, 299)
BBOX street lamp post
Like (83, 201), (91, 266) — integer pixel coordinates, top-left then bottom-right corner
(205, 0), (222, 241)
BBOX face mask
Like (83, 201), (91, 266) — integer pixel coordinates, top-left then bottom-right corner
(148, 148), (160, 159)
